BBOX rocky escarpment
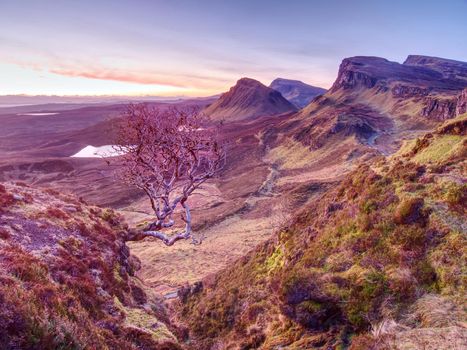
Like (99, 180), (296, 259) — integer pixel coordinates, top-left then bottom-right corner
(391, 84), (431, 98)
(204, 77), (297, 121)
(329, 57), (383, 92)
(0, 183), (182, 349)
(457, 88), (467, 116)
(269, 78), (326, 108)
(421, 96), (458, 120)
(422, 87), (467, 120)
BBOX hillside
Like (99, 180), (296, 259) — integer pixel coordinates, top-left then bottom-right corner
(203, 78), (297, 121)
(178, 115), (467, 349)
(0, 183), (183, 349)
(269, 78), (326, 108)
(283, 55), (467, 157)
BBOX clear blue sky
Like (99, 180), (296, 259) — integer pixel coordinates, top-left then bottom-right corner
(1, 0), (466, 96)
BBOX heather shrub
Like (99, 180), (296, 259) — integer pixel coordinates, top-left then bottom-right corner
(393, 197), (427, 225)
(46, 207), (70, 220)
(443, 182), (467, 208)
(0, 227), (10, 240)
(0, 190), (15, 209)
(390, 225), (426, 250)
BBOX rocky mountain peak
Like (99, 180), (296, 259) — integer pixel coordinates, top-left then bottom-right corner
(203, 77), (296, 121)
(270, 78), (326, 108)
(329, 56), (390, 92)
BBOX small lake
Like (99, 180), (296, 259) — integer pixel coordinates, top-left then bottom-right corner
(71, 145), (124, 158)
(18, 112), (59, 116)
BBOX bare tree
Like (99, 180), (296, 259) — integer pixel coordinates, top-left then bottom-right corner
(111, 104), (225, 246)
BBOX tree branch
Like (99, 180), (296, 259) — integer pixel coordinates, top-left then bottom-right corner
(111, 104), (224, 247)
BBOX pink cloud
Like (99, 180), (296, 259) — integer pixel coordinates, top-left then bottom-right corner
(49, 67), (188, 88)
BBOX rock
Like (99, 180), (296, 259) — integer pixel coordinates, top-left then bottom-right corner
(330, 57), (380, 92)
(330, 55), (467, 95)
(64, 205), (78, 213)
(178, 281), (204, 302)
(436, 117), (467, 136)
(392, 84), (430, 98)
(421, 97), (458, 120)
(130, 282), (148, 305)
(456, 88), (467, 116)
(12, 194), (24, 201)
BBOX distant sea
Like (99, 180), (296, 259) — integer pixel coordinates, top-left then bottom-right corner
(0, 104), (34, 108)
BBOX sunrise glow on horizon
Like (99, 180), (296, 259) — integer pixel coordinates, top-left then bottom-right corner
(1, 0), (466, 97)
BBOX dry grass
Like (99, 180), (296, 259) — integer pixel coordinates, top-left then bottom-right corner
(129, 214), (273, 294)
(412, 135), (464, 164)
(407, 294), (464, 328)
(265, 137), (318, 169)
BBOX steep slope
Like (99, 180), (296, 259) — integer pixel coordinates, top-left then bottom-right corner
(203, 78), (297, 121)
(179, 115), (467, 349)
(0, 183), (183, 349)
(269, 78), (326, 108)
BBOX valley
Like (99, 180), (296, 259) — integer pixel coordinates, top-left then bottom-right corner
(1, 54), (466, 349)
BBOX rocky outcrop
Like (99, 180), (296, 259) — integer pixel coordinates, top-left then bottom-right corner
(421, 97), (458, 121)
(204, 77), (297, 121)
(269, 78), (326, 108)
(330, 57), (383, 92)
(456, 88), (467, 116)
(392, 84), (430, 98)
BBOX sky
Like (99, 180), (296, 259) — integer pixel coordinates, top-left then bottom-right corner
(1, 0), (466, 97)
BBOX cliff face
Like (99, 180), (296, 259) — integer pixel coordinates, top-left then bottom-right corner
(179, 115), (467, 350)
(0, 183), (181, 350)
(417, 87), (467, 121)
(457, 88), (467, 116)
(331, 55), (467, 94)
(203, 78), (297, 121)
(330, 57), (386, 92)
(421, 96), (458, 120)
(391, 84), (430, 98)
